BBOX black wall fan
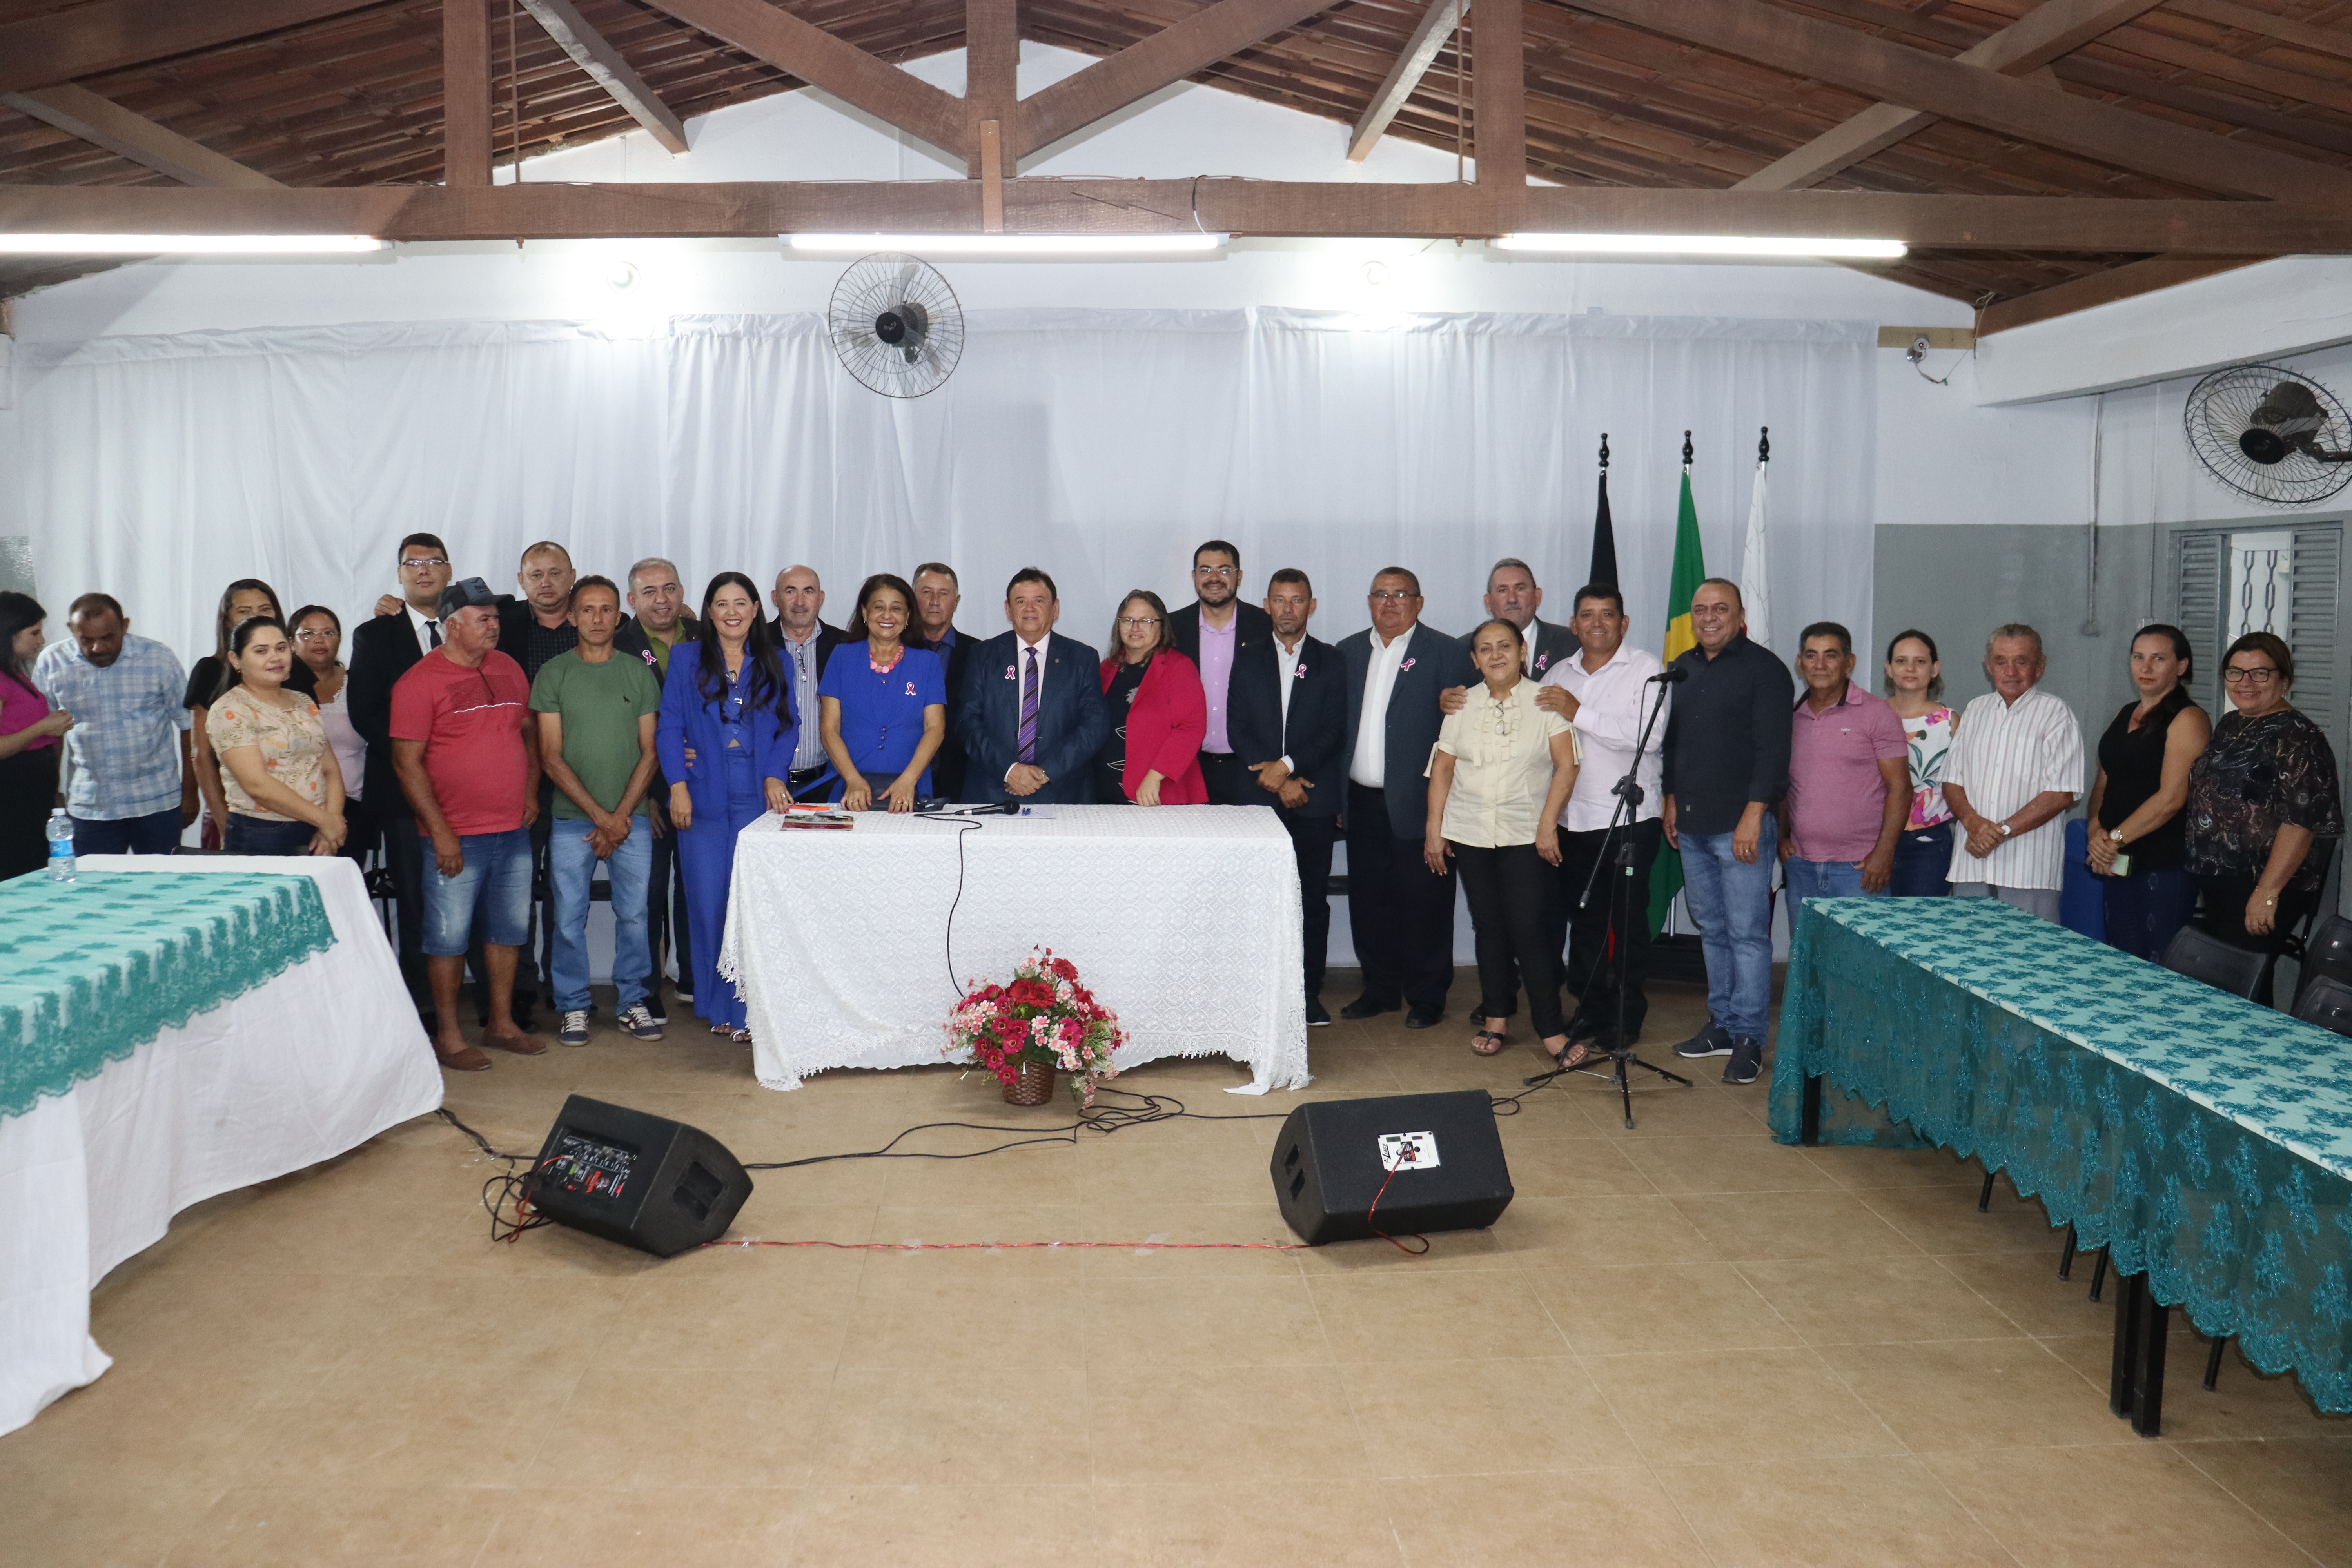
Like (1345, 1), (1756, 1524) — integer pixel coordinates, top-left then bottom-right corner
(2184, 363), (2352, 507)
(826, 253), (964, 398)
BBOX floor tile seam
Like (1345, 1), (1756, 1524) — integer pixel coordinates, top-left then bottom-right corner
(1660, 1192), (1932, 1258)
(1292, 1257), (1383, 1491)
(2132, 1444), (2333, 1568)
(1789, 1328), (1923, 1465)
(1924, 1252), (2087, 1348)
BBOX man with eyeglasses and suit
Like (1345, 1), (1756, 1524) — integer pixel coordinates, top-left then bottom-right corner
(1165, 539), (1272, 806)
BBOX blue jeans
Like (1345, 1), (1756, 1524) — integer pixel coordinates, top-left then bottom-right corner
(1784, 855), (1887, 934)
(224, 814), (316, 855)
(72, 808), (181, 856)
(1889, 822), (1953, 897)
(421, 826), (533, 956)
(1679, 813), (1777, 1041)
(550, 819), (652, 1014)
(2102, 865), (2197, 962)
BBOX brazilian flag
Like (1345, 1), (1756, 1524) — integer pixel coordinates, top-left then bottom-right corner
(1651, 469), (1705, 933)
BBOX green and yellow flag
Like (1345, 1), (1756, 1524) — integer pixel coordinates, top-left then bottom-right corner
(1651, 466), (1705, 932)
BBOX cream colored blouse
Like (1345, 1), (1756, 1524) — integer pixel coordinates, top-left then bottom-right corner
(1428, 677), (1580, 848)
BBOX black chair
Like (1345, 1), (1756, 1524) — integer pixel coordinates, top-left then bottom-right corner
(2159, 923), (2276, 1001)
(2293, 976), (2352, 1038)
(2291, 913), (2352, 1009)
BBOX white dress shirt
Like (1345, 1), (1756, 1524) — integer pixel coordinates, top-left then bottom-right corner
(404, 603), (441, 654)
(1942, 684), (2085, 892)
(1543, 641), (1666, 832)
(1005, 633), (1051, 779)
(1274, 634), (1305, 771)
(1349, 626), (1415, 789)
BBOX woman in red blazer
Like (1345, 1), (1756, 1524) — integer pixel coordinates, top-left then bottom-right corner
(1094, 590), (1209, 806)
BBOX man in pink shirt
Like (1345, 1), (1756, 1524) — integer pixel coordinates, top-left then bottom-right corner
(1778, 621), (1911, 931)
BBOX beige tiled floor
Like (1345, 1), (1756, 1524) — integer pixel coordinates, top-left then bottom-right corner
(5, 971), (2350, 1567)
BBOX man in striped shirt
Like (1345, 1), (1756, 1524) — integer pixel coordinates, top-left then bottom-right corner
(1941, 624), (2083, 923)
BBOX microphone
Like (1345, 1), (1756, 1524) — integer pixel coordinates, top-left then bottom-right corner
(1647, 667), (1688, 684)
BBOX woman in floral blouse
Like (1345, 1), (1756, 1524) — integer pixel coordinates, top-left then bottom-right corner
(1882, 629), (1958, 897)
(207, 615), (348, 857)
(2185, 631), (2343, 998)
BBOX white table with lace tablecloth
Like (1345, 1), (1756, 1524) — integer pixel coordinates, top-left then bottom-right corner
(718, 804), (1310, 1092)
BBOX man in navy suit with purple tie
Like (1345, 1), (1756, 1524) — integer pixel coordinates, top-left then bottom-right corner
(953, 568), (1108, 806)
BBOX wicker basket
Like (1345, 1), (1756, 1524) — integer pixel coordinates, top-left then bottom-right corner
(1003, 1058), (1057, 1106)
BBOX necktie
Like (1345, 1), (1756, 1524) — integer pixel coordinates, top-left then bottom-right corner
(425, 619), (442, 650)
(1016, 646), (1040, 764)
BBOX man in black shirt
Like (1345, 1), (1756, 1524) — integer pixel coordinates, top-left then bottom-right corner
(1661, 577), (1792, 1085)
(494, 540), (579, 1020)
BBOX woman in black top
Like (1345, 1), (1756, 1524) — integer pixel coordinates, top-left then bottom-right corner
(2185, 631), (2345, 999)
(2085, 624), (2210, 960)
(185, 578), (317, 848)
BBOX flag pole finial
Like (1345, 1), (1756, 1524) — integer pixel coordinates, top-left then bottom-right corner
(1682, 430), (1693, 468)
(1598, 432), (1609, 470)
(1758, 425), (1770, 464)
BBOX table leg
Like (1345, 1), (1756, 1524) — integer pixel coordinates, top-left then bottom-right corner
(1800, 1074), (1823, 1147)
(2108, 1271), (2170, 1437)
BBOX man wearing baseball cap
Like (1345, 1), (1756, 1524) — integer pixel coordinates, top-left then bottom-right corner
(389, 577), (544, 1071)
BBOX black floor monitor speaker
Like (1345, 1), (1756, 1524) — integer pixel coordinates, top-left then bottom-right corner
(1270, 1090), (1513, 1245)
(523, 1095), (754, 1257)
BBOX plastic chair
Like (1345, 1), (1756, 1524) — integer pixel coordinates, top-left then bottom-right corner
(2159, 924), (2276, 1001)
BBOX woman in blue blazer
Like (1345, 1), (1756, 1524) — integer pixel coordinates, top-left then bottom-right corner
(656, 572), (795, 1040)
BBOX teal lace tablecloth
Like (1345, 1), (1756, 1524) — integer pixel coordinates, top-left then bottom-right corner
(1768, 896), (2352, 1411)
(0, 870), (337, 1120)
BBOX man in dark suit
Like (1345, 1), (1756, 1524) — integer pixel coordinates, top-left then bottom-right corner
(914, 561), (974, 800)
(348, 531), (454, 1016)
(1457, 556), (1579, 681)
(1229, 568), (1347, 1026)
(1164, 539), (1273, 806)
(954, 567), (1108, 806)
(1335, 566), (1475, 1028)
(772, 565), (859, 800)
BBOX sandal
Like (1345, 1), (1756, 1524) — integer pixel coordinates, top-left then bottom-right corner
(1540, 1038), (1593, 1071)
(1470, 1028), (1508, 1056)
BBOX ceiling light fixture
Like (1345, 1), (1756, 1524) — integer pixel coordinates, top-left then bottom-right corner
(1492, 233), (1907, 259)
(784, 232), (1225, 256)
(0, 233), (389, 255)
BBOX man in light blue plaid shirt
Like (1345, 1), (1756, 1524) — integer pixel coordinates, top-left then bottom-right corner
(32, 593), (196, 855)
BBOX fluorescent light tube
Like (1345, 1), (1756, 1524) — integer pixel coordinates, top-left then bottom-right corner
(0, 233), (388, 255)
(1493, 233), (1907, 259)
(785, 232), (1225, 255)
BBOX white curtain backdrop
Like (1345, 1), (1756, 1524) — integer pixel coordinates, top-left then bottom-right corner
(15, 308), (1875, 666)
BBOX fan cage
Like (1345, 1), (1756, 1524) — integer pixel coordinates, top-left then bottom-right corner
(826, 253), (965, 398)
(2184, 364), (2352, 509)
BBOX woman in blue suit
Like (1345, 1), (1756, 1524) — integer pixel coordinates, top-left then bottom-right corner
(818, 573), (947, 811)
(657, 572), (795, 1040)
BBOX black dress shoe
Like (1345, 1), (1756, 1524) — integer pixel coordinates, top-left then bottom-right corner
(1305, 998), (1332, 1027)
(1403, 1004), (1443, 1029)
(1338, 996), (1397, 1021)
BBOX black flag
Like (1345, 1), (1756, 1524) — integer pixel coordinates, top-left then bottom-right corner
(1589, 468), (1619, 589)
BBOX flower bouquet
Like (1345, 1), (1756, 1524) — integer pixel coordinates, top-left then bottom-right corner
(944, 947), (1125, 1107)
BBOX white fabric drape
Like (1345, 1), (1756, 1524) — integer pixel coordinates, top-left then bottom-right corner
(15, 309), (1875, 666)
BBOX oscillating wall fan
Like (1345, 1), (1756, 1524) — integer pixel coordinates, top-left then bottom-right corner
(2184, 363), (2352, 507)
(826, 253), (964, 398)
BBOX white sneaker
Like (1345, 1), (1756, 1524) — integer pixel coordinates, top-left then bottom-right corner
(557, 1009), (590, 1046)
(619, 1004), (664, 1042)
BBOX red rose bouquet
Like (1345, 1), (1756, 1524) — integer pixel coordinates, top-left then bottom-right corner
(944, 947), (1125, 1107)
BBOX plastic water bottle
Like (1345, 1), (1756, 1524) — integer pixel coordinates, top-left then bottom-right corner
(45, 810), (76, 884)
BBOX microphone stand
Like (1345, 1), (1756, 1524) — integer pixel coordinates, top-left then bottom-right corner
(1523, 671), (1691, 1128)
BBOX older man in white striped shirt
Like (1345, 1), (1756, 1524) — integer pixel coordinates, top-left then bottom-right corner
(1941, 624), (2084, 922)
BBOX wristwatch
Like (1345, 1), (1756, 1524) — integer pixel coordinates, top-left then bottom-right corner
(1996, 822), (2014, 838)
(2108, 828), (2126, 845)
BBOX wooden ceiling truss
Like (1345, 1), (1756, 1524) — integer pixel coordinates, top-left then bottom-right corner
(0, 0), (2346, 331)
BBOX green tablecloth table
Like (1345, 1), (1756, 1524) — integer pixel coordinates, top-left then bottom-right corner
(1768, 895), (2352, 1421)
(0, 869), (337, 1120)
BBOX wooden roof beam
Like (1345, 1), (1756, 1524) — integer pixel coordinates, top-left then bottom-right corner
(1015, 0), (1336, 158)
(0, 84), (285, 188)
(8, 180), (2352, 252)
(648, 0), (969, 159)
(1474, 0), (1524, 208)
(1977, 253), (2263, 334)
(518, 0), (689, 155)
(2164, 0), (2352, 63)
(1563, 0), (2352, 202)
(445, 0), (492, 187)
(1349, 0), (1465, 163)
(1738, 0), (2166, 191)
(0, 0), (381, 96)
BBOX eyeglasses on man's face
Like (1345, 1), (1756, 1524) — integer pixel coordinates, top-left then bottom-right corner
(1368, 590), (1419, 603)
(2224, 665), (2281, 685)
(1194, 564), (1239, 579)
(399, 557), (448, 571)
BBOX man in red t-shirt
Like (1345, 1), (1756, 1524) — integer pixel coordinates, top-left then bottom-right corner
(391, 578), (543, 1071)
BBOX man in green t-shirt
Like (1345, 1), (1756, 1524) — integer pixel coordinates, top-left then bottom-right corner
(531, 576), (664, 1045)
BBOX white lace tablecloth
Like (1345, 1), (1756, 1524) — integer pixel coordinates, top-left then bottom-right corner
(719, 805), (1310, 1091)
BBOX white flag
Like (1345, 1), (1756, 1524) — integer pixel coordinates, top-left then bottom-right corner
(1739, 459), (1771, 653)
